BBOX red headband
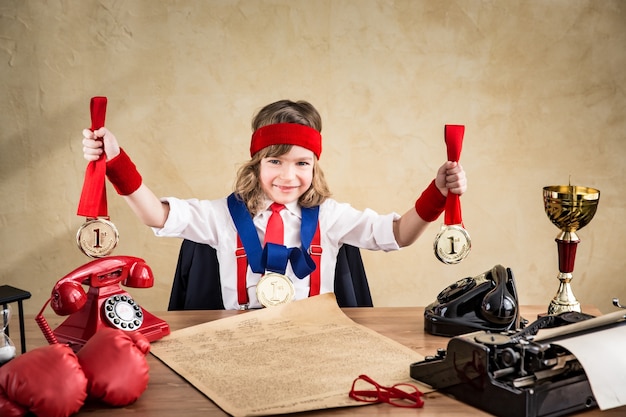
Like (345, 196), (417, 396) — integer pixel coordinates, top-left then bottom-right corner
(250, 123), (322, 159)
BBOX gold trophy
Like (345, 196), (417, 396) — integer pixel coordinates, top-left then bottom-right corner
(543, 185), (600, 314)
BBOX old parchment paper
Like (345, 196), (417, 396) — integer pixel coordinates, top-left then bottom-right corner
(150, 293), (427, 416)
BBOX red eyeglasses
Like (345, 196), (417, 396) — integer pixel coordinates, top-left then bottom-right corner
(349, 374), (424, 408)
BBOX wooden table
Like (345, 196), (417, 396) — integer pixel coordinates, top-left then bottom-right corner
(15, 306), (624, 416)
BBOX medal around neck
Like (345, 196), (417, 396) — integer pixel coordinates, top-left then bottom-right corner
(76, 218), (119, 258)
(434, 224), (471, 264)
(256, 272), (295, 307)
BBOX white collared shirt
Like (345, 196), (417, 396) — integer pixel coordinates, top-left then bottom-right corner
(154, 196), (400, 309)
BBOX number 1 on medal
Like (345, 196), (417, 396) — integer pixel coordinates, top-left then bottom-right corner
(76, 218), (119, 258)
(92, 228), (102, 248)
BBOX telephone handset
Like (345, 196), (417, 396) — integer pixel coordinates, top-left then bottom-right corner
(37, 256), (170, 351)
(424, 264), (526, 337)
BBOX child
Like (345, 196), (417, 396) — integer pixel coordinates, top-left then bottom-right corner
(81, 99), (467, 309)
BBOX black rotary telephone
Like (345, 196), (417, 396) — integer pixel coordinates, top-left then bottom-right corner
(424, 264), (526, 337)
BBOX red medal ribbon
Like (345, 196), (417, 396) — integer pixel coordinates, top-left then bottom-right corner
(443, 125), (464, 226)
(77, 97), (108, 218)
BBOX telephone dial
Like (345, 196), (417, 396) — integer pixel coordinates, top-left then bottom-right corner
(424, 264), (526, 337)
(36, 256), (170, 351)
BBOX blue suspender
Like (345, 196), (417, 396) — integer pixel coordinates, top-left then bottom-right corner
(227, 193), (319, 278)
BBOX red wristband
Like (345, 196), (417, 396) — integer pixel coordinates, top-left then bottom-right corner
(415, 179), (446, 222)
(106, 148), (142, 195)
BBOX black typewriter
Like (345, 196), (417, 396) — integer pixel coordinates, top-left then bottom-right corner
(410, 309), (626, 417)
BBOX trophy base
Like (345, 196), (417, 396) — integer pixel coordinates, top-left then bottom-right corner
(547, 273), (581, 315)
(548, 300), (581, 315)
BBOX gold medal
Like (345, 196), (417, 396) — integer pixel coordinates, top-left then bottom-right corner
(434, 224), (471, 264)
(76, 218), (119, 258)
(434, 124), (470, 264)
(256, 272), (295, 307)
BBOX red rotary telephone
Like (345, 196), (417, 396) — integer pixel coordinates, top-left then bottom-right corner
(36, 256), (170, 351)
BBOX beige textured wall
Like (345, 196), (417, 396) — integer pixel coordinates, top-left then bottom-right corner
(1, 0), (625, 316)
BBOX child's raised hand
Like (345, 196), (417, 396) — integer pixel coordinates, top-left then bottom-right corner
(81, 127), (120, 162)
(434, 161), (467, 197)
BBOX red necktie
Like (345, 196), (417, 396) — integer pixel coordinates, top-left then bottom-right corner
(264, 203), (285, 245)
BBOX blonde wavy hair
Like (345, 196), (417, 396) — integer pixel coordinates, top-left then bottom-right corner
(234, 100), (331, 215)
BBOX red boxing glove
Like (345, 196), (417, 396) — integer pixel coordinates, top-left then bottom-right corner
(0, 344), (88, 417)
(415, 179), (446, 222)
(77, 328), (150, 406)
(106, 148), (143, 195)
